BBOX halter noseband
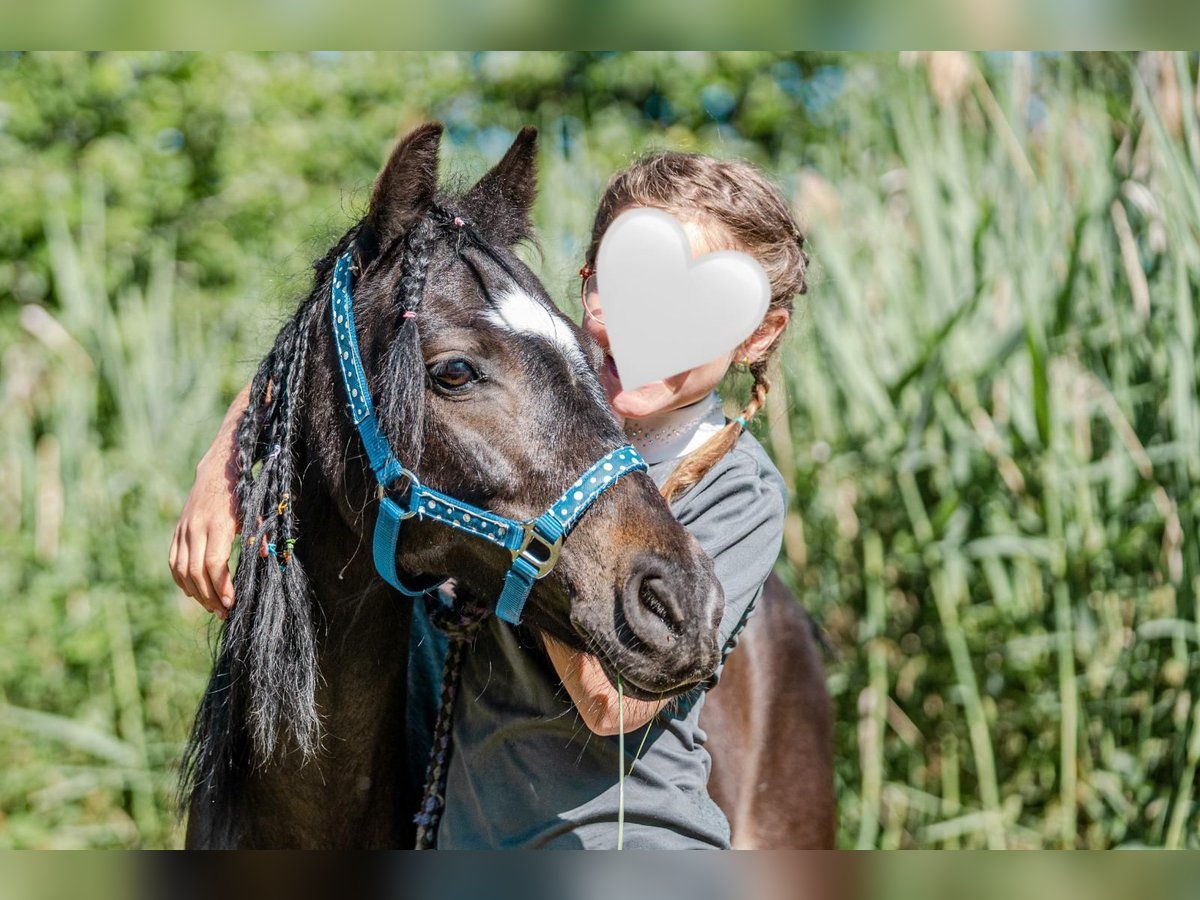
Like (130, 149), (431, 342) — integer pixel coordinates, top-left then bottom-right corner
(329, 248), (646, 624)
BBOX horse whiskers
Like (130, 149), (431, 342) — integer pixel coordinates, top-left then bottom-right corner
(573, 726), (596, 767)
(583, 629), (639, 681)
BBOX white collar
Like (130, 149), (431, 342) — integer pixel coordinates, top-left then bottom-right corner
(624, 392), (726, 465)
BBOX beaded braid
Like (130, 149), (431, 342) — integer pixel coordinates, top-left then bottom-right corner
(272, 301), (320, 567)
(233, 349), (277, 512)
(224, 297), (324, 763)
(179, 240), (353, 814)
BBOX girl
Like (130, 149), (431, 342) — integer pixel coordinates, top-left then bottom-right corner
(170, 149), (808, 849)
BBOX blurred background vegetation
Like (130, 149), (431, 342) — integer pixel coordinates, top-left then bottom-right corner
(0, 51), (1197, 849)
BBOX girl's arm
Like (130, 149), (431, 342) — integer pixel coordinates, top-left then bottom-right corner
(542, 634), (665, 735)
(168, 380), (252, 619)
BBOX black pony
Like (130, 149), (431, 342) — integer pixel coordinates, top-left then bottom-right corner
(180, 124), (725, 848)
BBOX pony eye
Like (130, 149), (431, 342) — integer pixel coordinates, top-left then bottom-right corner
(430, 358), (479, 391)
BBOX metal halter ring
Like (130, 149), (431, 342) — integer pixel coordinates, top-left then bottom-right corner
(376, 468), (419, 519)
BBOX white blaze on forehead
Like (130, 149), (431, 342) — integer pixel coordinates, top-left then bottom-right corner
(486, 288), (584, 368)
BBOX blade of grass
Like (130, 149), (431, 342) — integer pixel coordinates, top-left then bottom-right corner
(102, 588), (161, 841)
(1165, 698), (1200, 849)
(930, 559), (1005, 849)
(617, 674), (624, 850)
(0, 704), (139, 768)
(856, 531), (888, 849)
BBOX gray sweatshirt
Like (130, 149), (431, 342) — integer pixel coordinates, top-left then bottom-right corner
(406, 425), (787, 849)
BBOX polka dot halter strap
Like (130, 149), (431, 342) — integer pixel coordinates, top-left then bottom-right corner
(330, 249), (647, 625)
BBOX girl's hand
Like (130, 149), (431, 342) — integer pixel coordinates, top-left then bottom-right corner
(169, 383), (251, 620)
(541, 634), (665, 736)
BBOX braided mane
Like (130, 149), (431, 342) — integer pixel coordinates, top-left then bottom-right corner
(178, 181), (534, 815)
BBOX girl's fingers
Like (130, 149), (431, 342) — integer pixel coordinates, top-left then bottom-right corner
(169, 532), (208, 619)
(215, 568), (235, 609)
(185, 529), (223, 617)
(206, 526), (236, 609)
(168, 525), (186, 595)
(173, 541), (205, 610)
(171, 523), (208, 610)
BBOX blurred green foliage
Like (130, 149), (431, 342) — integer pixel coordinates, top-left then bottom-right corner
(0, 51), (1197, 848)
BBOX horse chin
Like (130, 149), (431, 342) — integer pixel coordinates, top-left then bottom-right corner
(584, 638), (703, 702)
(565, 608), (704, 701)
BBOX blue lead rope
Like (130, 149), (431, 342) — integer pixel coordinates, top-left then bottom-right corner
(329, 249), (646, 624)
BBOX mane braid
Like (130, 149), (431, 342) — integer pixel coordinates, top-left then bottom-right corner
(239, 299), (321, 761)
(179, 233), (354, 823)
(379, 219), (434, 461)
(178, 207), (519, 827)
(452, 222), (525, 288)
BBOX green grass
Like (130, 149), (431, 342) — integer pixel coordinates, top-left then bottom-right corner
(1, 52), (1196, 848)
(765, 54), (1200, 848)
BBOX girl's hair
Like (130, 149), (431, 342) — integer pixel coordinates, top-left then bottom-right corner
(583, 152), (809, 502)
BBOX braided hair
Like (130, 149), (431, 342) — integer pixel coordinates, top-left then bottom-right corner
(582, 152), (809, 503)
(226, 298), (323, 762)
(181, 202), (494, 809)
(379, 217), (436, 452)
(179, 230), (362, 814)
(220, 215), (451, 767)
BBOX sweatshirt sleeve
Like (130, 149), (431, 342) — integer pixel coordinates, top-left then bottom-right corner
(670, 445), (787, 683)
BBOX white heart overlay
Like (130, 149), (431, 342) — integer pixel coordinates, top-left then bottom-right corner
(596, 208), (771, 391)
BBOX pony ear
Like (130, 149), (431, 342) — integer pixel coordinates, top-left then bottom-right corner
(361, 122), (443, 257)
(463, 126), (538, 245)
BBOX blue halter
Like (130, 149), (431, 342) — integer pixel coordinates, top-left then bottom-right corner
(329, 249), (646, 625)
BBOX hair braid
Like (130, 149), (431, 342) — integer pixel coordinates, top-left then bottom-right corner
(233, 354), (274, 513)
(379, 219), (436, 460)
(221, 287), (327, 764)
(660, 366), (771, 503)
(585, 152), (806, 504)
(399, 218), (437, 310)
(275, 310), (317, 563)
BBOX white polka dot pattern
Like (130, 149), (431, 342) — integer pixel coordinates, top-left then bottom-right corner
(329, 248), (647, 619)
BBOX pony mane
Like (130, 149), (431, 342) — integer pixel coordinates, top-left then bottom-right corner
(177, 233), (344, 819)
(178, 185), (527, 823)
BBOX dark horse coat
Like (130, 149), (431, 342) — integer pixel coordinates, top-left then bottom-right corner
(181, 123), (832, 849)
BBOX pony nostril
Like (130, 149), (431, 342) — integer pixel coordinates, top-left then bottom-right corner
(639, 580), (669, 624)
(629, 574), (684, 635)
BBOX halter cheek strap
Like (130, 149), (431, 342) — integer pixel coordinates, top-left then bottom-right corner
(330, 250), (646, 624)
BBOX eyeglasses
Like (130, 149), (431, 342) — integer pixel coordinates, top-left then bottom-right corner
(579, 265), (604, 323)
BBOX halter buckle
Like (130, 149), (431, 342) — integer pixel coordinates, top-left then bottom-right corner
(512, 524), (563, 579)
